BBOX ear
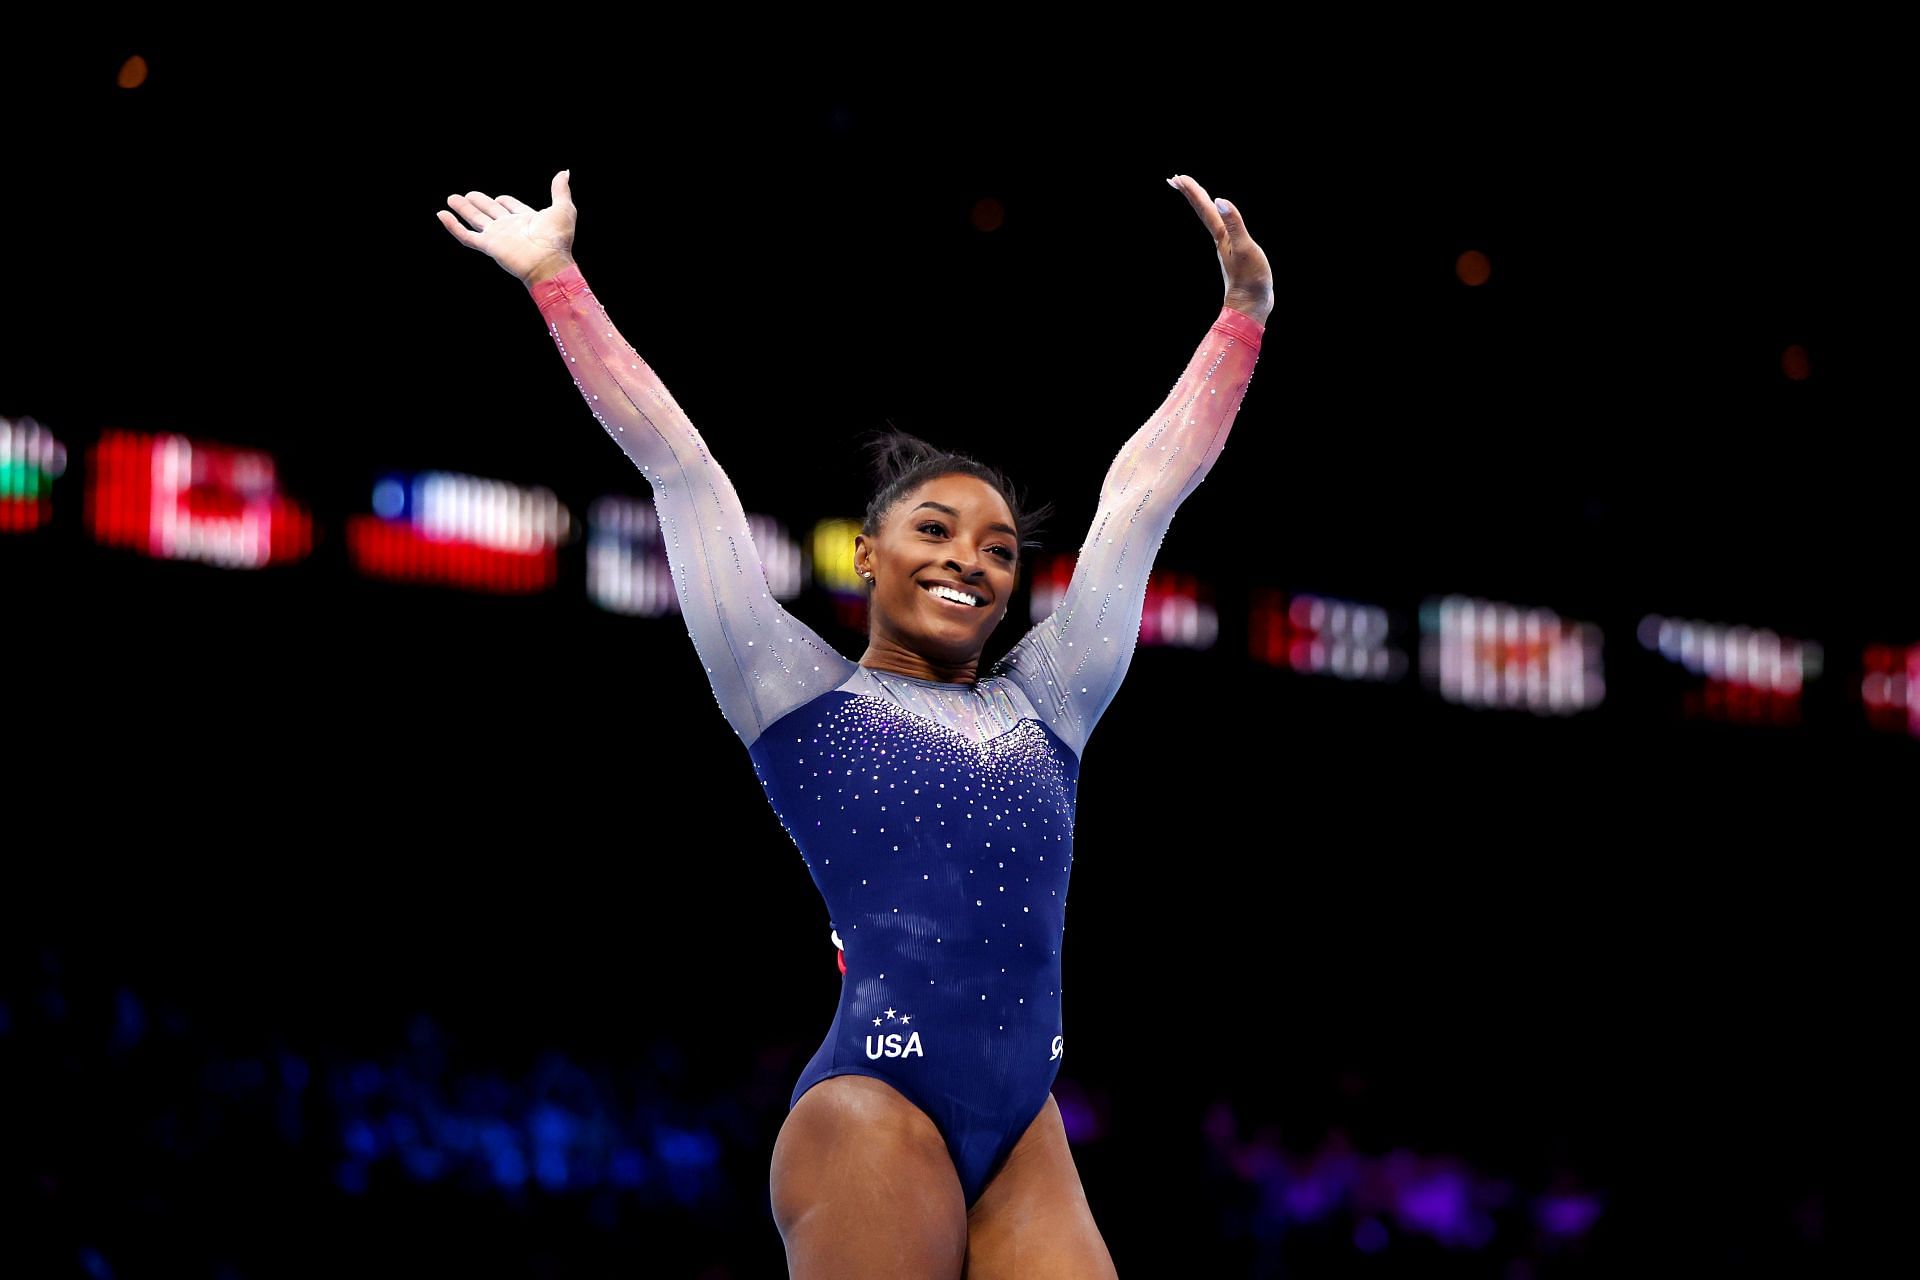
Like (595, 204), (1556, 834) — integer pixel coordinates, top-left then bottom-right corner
(852, 532), (869, 577)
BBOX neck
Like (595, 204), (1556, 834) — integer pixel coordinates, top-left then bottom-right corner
(858, 639), (980, 685)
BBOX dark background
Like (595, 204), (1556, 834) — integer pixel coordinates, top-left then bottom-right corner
(3, 33), (1909, 1278)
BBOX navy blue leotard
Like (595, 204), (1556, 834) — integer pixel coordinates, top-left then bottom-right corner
(530, 261), (1264, 1207)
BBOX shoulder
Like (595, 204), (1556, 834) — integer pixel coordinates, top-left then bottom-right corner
(745, 680), (862, 754)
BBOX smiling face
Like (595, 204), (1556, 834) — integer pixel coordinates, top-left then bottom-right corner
(853, 472), (1021, 674)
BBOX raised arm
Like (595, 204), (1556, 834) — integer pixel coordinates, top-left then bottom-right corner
(994, 175), (1273, 759)
(529, 263), (856, 745)
(439, 172), (855, 750)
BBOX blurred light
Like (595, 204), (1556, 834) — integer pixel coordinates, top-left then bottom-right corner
(1537, 1189), (1604, 1237)
(1641, 611), (1820, 726)
(116, 56), (149, 90)
(1394, 1160), (1475, 1242)
(0, 415), (69, 533)
(1455, 250), (1492, 287)
(1250, 588), (1405, 680)
(586, 495), (805, 618)
(1029, 553), (1217, 650)
(110, 988), (146, 1053)
(490, 1144), (528, 1188)
(402, 1147), (448, 1182)
(812, 517), (867, 632)
(535, 1148), (570, 1190)
(1861, 641), (1920, 739)
(86, 429), (314, 568)
(372, 477), (406, 519)
(1204, 1105), (1561, 1253)
(1140, 569), (1217, 649)
(1052, 1077), (1106, 1143)
(657, 1126), (721, 1170)
(812, 518), (863, 593)
(347, 470), (571, 593)
(1781, 344), (1812, 381)
(1421, 595), (1604, 714)
(749, 513), (807, 598)
(344, 1119), (378, 1157)
(971, 196), (1006, 233)
(610, 1147), (648, 1188)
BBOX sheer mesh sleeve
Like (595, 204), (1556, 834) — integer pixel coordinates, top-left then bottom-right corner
(993, 304), (1265, 760)
(529, 262), (857, 749)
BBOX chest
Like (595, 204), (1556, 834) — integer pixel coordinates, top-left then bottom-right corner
(749, 691), (1080, 854)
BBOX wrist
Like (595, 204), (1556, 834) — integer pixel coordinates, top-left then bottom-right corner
(1227, 299), (1271, 327)
(524, 254), (577, 288)
(1226, 286), (1273, 327)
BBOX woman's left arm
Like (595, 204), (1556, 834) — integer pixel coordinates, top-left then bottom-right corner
(995, 176), (1272, 759)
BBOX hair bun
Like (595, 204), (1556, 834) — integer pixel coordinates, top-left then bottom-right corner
(855, 424), (1054, 556)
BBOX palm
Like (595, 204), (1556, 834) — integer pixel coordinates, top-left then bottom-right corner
(1167, 173), (1273, 313)
(437, 170), (577, 282)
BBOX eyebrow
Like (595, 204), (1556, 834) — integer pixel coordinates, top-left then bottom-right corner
(911, 501), (1019, 539)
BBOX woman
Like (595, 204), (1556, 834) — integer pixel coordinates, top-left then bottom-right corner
(438, 168), (1272, 1277)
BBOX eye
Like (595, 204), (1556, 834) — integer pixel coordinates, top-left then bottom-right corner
(919, 520), (1015, 564)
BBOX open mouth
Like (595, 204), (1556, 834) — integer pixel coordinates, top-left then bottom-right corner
(920, 582), (988, 610)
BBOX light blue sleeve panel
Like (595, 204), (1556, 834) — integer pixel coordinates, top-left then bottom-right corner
(530, 262), (858, 749)
(991, 305), (1266, 760)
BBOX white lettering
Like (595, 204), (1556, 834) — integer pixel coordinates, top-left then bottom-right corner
(865, 1032), (927, 1059)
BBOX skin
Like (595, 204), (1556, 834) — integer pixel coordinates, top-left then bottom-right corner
(854, 472), (1023, 685)
(440, 166), (1273, 1277)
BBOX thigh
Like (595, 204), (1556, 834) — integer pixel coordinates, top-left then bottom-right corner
(964, 1093), (1118, 1279)
(770, 1073), (968, 1279)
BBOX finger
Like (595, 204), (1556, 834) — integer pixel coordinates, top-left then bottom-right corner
(435, 208), (486, 249)
(1170, 173), (1227, 243)
(1212, 195), (1246, 244)
(446, 193), (491, 231)
(464, 190), (508, 220)
(551, 169), (571, 207)
(496, 193), (533, 214)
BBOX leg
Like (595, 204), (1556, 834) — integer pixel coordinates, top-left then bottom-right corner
(770, 1073), (968, 1279)
(963, 1093), (1118, 1278)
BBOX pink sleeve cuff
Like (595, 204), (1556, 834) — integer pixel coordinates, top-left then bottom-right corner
(1210, 304), (1265, 352)
(529, 261), (592, 311)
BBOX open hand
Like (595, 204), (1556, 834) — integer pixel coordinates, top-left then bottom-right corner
(437, 170), (578, 285)
(1167, 174), (1272, 323)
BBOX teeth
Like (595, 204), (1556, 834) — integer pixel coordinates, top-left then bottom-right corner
(925, 584), (982, 607)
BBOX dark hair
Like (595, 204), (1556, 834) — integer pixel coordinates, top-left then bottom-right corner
(858, 425), (1054, 565)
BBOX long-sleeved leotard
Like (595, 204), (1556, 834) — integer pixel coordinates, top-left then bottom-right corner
(530, 261), (1263, 1207)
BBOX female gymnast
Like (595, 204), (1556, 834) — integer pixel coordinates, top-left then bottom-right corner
(438, 168), (1272, 1277)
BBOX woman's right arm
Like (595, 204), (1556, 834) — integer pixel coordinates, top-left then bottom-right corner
(437, 171), (854, 746)
(527, 260), (856, 747)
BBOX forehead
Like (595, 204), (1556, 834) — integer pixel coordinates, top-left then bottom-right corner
(899, 473), (1013, 522)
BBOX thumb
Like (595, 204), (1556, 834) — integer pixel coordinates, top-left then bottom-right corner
(1213, 196), (1241, 239)
(553, 169), (572, 204)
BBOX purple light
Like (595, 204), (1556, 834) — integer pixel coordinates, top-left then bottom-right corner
(1053, 1079), (1104, 1142)
(1396, 1164), (1472, 1241)
(1537, 1190), (1603, 1237)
